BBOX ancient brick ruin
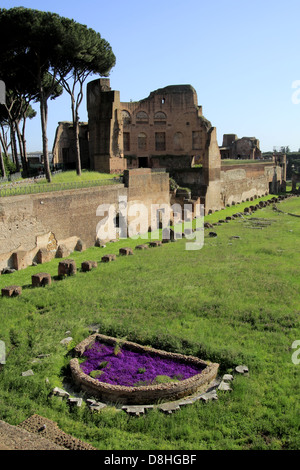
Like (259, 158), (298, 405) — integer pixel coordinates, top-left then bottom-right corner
(0, 80), (288, 272)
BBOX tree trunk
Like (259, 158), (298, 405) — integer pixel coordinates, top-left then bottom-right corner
(15, 120), (28, 176)
(71, 95), (81, 176)
(40, 94), (52, 182)
(74, 119), (81, 176)
(0, 128), (8, 159)
(0, 140), (6, 178)
(10, 122), (20, 172)
(22, 117), (28, 171)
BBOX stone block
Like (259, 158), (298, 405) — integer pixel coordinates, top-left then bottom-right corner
(36, 248), (55, 264)
(101, 254), (116, 263)
(1, 285), (22, 297)
(162, 228), (175, 242)
(56, 245), (71, 258)
(149, 240), (162, 247)
(11, 251), (28, 270)
(75, 239), (86, 252)
(58, 259), (76, 276)
(135, 244), (149, 250)
(119, 247), (133, 256)
(31, 272), (52, 287)
(81, 261), (98, 272)
(95, 238), (106, 248)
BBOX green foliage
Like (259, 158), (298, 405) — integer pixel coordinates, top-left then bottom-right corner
(152, 375), (178, 384)
(169, 177), (179, 191)
(89, 370), (104, 379)
(1, 155), (16, 176)
(0, 196), (299, 449)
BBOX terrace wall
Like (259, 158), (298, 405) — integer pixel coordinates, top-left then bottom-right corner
(220, 162), (285, 205)
(0, 169), (170, 271)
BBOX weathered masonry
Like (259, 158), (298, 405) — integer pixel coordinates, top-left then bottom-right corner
(84, 78), (221, 175)
(53, 79), (286, 213)
(0, 169), (169, 272)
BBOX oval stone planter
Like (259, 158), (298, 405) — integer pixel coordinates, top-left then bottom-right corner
(70, 334), (219, 405)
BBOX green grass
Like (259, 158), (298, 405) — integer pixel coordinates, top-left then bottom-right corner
(0, 195), (299, 450)
(35, 170), (120, 184)
(221, 159), (272, 165)
(0, 170), (122, 196)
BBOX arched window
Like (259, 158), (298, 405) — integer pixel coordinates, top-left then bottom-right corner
(154, 111), (167, 126)
(136, 111), (149, 123)
(122, 110), (131, 125)
(154, 111), (167, 120)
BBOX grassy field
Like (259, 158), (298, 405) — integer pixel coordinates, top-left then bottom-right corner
(221, 159), (272, 165)
(0, 170), (121, 196)
(0, 195), (299, 450)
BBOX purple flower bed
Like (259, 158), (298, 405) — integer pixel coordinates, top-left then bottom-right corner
(80, 342), (204, 387)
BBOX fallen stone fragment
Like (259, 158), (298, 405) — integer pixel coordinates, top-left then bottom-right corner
(178, 399), (197, 407)
(122, 406), (150, 416)
(68, 397), (83, 407)
(1, 267), (16, 275)
(60, 337), (73, 346)
(52, 387), (70, 398)
(235, 365), (249, 374)
(208, 231), (217, 238)
(89, 403), (107, 412)
(222, 374), (234, 382)
(199, 390), (218, 402)
(135, 244), (149, 250)
(21, 370), (34, 377)
(218, 381), (232, 392)
(159, 403), (181, 414)
(87, 399), (107, 411)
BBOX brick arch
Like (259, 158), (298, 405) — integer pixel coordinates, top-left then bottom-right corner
(122, 110), (131, 125)
(154, 111), (167, 120)
(136, 111), (149, 123)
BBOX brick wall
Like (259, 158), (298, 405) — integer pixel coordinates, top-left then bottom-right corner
(0, 170), (170, 271)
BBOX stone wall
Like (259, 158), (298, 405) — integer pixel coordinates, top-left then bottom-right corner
(0, 170), (170, 271)
(220, 163), (284, 205)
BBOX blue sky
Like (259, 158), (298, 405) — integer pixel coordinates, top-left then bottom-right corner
(2, 0), (300, 152)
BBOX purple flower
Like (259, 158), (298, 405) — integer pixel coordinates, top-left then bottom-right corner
(80, 342), (203, 387)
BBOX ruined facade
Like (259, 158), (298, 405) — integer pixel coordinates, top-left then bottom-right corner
(52, 79), (286, 213)
(220, 134), (261, 160)
(52, 121), (90, 170)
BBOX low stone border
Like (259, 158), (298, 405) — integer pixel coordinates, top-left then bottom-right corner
(51, 365), (249, 416)
(70, 333), (219, 405)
